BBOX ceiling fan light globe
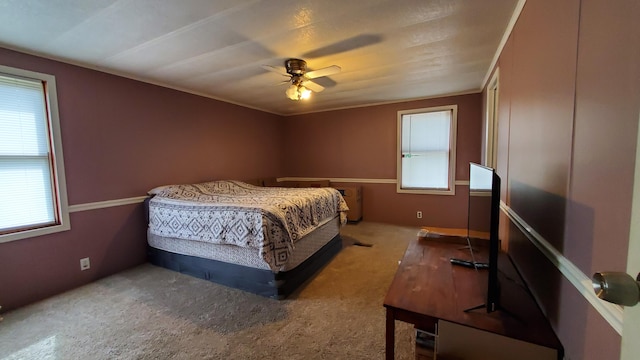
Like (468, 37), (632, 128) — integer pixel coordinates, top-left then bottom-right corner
(299, 87), (312, 100)
(285, 85), (299, 100)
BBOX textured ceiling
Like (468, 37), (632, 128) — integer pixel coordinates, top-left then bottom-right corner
(0, 0), (519, 115)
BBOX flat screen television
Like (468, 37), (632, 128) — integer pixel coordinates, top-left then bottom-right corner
(450, 162), (501, 313)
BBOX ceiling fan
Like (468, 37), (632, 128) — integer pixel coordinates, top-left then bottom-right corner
(262, 59), (341, 101)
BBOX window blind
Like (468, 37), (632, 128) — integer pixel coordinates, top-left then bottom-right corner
(400, 110), (452, 189)
(0, 74), (56, 232)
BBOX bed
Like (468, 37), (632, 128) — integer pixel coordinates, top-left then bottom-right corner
(145, 180), (349, 299)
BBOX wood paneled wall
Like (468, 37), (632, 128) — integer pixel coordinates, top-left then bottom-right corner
(488, 1), (640, 359)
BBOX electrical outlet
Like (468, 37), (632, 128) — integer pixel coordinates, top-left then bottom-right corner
(80, 257), (90, 271)
(417, 211), (423, 219)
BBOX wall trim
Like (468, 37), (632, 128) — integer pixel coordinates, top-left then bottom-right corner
(283, 90), (481, 117)
(2, 46), (479, 118)
(277, 177), (397, 184)
(62, 185), (625, 336)
(68, 196), (148, 213)
(66, 178), (472, 213)
(500, 201), (624, 335)
(481, 0), (527, 90)
(278, 177), (470, 186)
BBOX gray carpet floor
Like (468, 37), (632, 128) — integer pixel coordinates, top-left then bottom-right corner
(0, 222), (419, 360)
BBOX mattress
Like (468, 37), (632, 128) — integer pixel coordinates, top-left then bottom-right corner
(148, 215), (340, 272)
(147, 180), (348, 272)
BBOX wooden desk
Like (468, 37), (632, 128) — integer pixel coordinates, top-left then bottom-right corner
(383, 237), (563, 359)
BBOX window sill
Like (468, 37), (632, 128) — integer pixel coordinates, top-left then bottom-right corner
(0, 221), (71, 244)
(397, 187), (456, 195)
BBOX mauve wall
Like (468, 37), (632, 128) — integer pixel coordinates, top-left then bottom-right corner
(0, 47), (285, 311)
(489, 1), (640, 359)
(283, 94), (482, 228)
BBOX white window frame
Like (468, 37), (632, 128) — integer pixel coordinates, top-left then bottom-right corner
(397, 105), (457, 195)
(0, 65), (70, 243)
(484, 68), (499, 168)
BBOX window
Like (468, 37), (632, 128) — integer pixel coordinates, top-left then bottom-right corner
(397, 105), (457, 195)
(0, 65), (69, 242)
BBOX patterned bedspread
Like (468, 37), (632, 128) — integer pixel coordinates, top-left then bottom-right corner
(148, 180), (349, 271)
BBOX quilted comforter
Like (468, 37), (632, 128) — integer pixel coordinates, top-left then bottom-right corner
(148, 180), (349, 271)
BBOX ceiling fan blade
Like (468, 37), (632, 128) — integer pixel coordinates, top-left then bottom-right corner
(303, 80), (325, 93)
(261, 64), (289, 77)
(302, 34), (383, 59)
(274, 79), (290, 86)
(305, 65), (341, 79)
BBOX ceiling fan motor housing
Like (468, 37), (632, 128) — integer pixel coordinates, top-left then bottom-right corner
(285, 59), (307, 75)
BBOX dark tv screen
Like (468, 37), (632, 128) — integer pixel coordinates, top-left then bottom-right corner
(468, 162), (501, 313)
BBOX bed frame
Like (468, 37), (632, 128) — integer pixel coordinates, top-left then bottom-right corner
(147, 234), (341, 299)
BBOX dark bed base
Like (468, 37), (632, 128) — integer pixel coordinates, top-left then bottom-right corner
(147, 234), (342, 299)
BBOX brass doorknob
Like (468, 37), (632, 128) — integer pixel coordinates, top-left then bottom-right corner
(592, 272), (640, 307)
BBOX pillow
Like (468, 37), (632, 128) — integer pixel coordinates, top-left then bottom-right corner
(147, 184), (175, 195)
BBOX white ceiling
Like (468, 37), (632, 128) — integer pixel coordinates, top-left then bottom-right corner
(0, 0), (519, 116)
